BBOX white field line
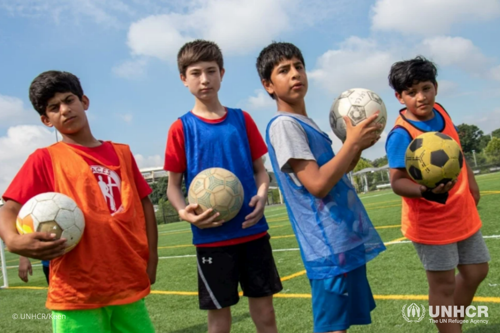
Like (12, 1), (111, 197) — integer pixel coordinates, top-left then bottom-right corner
(9, 236), (498, 266)
(155, 235), (500, 260)
(6, 264), (42, 269)
(360, 192), (394, 200)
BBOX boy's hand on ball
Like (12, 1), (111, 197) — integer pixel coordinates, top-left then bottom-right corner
(179, 204), (224, 229)
(431, 180), (456, 194)
(242, 195), (266, 229)
(8, 232), (66, 260)
(343, 113), (382, 150)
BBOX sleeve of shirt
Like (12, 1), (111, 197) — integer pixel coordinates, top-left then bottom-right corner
(386, 128), (412, 169)
(2, 149), (55, 205)
(242, 111), (268, 161)
(163, 119), (187, 173)
(269, 116), (315, 173)
(130, 153), (152, 199)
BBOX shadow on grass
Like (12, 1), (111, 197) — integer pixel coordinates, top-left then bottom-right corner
(169, 313), (251, 333)
(465, 324), (500, 332)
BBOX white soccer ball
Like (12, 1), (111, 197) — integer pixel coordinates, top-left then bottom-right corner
(329, 88), (387, 141)
(16, 192), (85, 253)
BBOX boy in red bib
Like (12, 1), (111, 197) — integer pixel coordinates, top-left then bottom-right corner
(386, 57), (489, 333)
(0, 71), (157, 332)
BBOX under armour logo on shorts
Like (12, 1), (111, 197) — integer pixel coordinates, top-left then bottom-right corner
(202, 257), (213, 264)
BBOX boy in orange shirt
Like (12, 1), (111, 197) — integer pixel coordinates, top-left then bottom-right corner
(386, 57), (489, 333)
(0, 71), (157, 332)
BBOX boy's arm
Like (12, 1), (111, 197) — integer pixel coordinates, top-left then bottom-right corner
(141, 196), (158, 284)
(346, 151), (362, 173)
(0, 200), (66, 260)
(242, 157), (269, 229)
(289, 114), (381, 198)
(167, 172), (222, 228)
(466, 161), (480, 206)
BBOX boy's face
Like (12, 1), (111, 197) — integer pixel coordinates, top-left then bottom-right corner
(396, 81), (438, 120)
(181, 61), (225, 101)
(263, 57), (308, 104)
(41, 92), (89, 134)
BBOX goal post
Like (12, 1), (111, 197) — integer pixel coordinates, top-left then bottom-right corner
(0, 238), (8, 289)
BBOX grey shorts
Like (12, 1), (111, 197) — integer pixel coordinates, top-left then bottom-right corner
(413, 230), (490, 271)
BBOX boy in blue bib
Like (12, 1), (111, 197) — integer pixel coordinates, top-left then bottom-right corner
(257, 42), (386, 333)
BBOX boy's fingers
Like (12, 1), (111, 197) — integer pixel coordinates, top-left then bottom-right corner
(360, 112), (380, 126)
(248, 196), (258, 207)
(342, 116), (353, 129)
(193, 209), (214, 221)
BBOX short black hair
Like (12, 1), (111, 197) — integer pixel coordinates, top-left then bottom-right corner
(177, 40), (224, 76)
(388, 56), (437, 94)
(256, 42), (305, 98)
(29, 71), (84, 116)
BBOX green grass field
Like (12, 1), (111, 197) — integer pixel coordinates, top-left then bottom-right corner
(1, 173), (500, 332)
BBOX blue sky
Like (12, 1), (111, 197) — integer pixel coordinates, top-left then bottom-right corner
(1, 0), (500, 193)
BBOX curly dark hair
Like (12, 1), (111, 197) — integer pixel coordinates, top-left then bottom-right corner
(256, 42), (305, 99)
(388, 56), (438, 94)
(29, 71), (84, 116)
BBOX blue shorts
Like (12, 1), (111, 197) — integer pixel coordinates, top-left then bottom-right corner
(310, 264), (375, 332)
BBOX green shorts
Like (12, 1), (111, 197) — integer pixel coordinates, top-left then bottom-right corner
(52, 299), (155, 333)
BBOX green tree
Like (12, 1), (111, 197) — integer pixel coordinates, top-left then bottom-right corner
(372, 155), (388, 168)
(149, 176), (186, 205)
(484, 137), (500, 163)
(149, 177), (168, 205)
(457, 124), (485, 153)
(352, 158), (374, 192)
(492, 128), (500, 138)
(354, 158), (373, 172)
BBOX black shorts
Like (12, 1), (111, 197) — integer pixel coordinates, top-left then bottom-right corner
(196, 233), (283, 310)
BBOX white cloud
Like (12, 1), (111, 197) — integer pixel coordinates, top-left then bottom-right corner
(126, 0), (291, 60)
(437, 80), (459, 96)
(112, 58), (148, 79)
(116, 113), (133, 123)
(420, 36), (493, 75)
(462, 108), (500, 134)
(0, 125), (56, 195)
(0, 94), (36, 126)
(124, 0), (350, 62)
(134, 154), (162, 169)
(308, 37), (396, 95)
(245, 90), (276, 111)
(0, 0), (134, 28)
(491, 65), (500, 81)
(371, 0), (500, 35)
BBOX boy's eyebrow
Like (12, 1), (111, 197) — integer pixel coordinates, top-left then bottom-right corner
(47, 94), (73, 108)
(276, 63), (291, 70)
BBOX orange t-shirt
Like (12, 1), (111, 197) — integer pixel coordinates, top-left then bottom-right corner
(393, 103), (481, 245)
(46, 142), (150, 310)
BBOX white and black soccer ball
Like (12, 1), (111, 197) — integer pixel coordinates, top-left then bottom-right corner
(329, 88), (387, 141)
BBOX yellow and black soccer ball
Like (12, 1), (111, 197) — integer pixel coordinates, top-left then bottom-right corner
(405, 132), (464, 189)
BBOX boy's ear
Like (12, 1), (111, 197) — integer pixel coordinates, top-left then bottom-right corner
(434, 82), (438, 96)
(220, 68), (225, 81)
(262, 79), (275, 97)
(180, 73), (188, 87)
(81, 95), (90, 110)
(395, 92), (405, 105)
(40, 114), (54, 128)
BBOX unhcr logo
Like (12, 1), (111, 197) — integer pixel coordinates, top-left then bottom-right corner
(402, 303), (426, 323)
